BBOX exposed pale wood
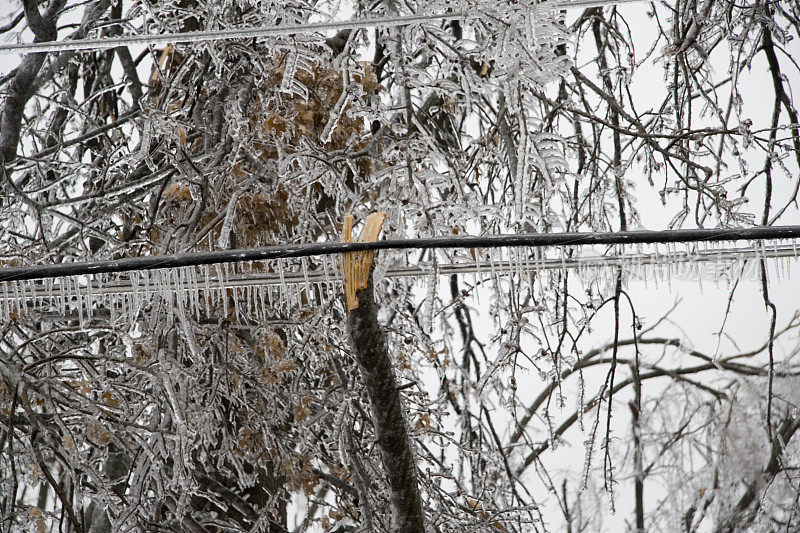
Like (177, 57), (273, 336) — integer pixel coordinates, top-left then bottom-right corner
(342, 212), (385, 312)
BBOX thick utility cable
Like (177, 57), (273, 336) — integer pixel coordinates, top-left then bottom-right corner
(0, 0), (646, 55)
(2, 243), (795, 303)
(1, 225), (799, 283)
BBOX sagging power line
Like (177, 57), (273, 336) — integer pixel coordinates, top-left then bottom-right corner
(1, 225), (799, 283)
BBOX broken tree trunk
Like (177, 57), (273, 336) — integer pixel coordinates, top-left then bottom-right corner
(344, 214), (425, 532)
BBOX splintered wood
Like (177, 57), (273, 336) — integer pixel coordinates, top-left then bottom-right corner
(342, 212), (386, 312)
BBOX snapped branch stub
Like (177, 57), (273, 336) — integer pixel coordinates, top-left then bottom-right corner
(342, 212), (385, 312)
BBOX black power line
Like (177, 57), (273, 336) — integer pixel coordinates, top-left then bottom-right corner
(1, 225), (799, 283)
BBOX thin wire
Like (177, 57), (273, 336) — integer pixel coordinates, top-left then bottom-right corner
(2, 242), (797, 303)
(0, 0), (647, 56)
(0, 12), (465, 55)
(1, 225), (799, 282)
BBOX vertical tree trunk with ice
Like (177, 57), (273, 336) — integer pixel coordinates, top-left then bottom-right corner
(346, 269), (425, 532)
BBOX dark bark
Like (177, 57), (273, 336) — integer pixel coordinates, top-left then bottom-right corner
(347, 269), (425, 532)
(0, 0), (65, 165)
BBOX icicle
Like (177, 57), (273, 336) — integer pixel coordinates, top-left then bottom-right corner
(9, 281), (16, 319)
(697, 246), (704, 294)
(245, 283), (255, 321)
(116, 281), (126, 323)
(515, 245), (525, 288)
(294, 281), (304, 311)
(215, 264), (227, 319)
(651, 244), (659, 289)
(140, 270), (148, 315)
(297, 279), (306, 310)
(301, 257), (311, 298)
(678, 241), (686, 278)
(9, 281), (17, 318)
(489, 247), (503, 310)
(97, 274), (106, 315)
(189, 267), (199, 320)
(103, 277), (111, 319)
(176, 267), (185, 315)
(277, 259), (288, 311)
(283, 280), (293, 315)
(266, 284), (276, 315)
(125, 290), (133, 323)
(710, 242), (720, 287)
(259, 283), (268, 318)
(1, 282), (9, 319)
(230, 284), (240, 324)
(780, 242), (788, 280)
(111, 282), (120, 324)
(265, 283), (273, 320)
(131, 271), (140, 317)
(257, 283), (266, 321)
(627, 243), (635, 282)
(154, 268), (163, 308)
(75, 278), (84, 322)
(85, 275), (93, 319)
(260, 283), (269, 320)
(157, 269), (170, 327)
(118, 292), (126, 325)
(27, 280), (38, 314)
(202, 264), (211, 319)
(474, 247), (482, 286)
(248, 283), (257, 320)
(18, 280), (29, 316)
(168, 268), (178, 326)
(75, 277), (84, 319)
(774, 241), (782, 282)
(424, 263), (437, 334)
(649, 244), (658, 284)
(185, 267), (194, 315)
(142, 269), (150, 301)
(637, 245), (645, 288)
(57, 279), (65, 318)
(109, 287), (117, 326)
(108, 278), (120, 328)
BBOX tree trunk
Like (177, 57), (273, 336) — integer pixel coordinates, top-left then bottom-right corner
(347, 268), (425, 532)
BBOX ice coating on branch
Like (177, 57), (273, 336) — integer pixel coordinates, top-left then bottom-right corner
(531, 132), (569, 187)
(459, 0), (572, 87)
(320, 80), (351, 145)
(279, 50), (313, 101)
(218, 178), (254, 250)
